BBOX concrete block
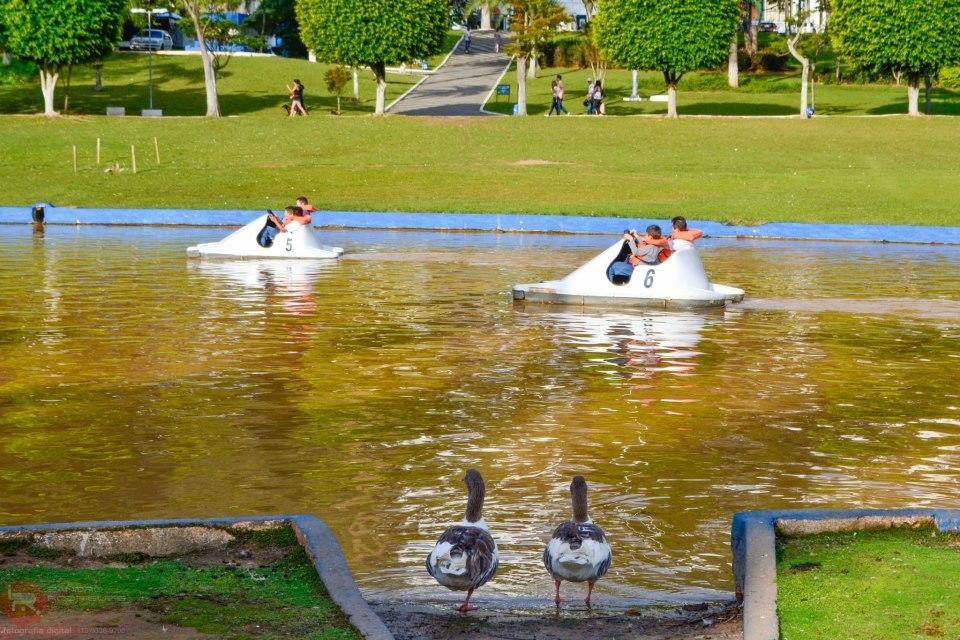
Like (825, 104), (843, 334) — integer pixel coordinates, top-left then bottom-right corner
(106, 107), (125, 116)
(141, 109), (163, 118)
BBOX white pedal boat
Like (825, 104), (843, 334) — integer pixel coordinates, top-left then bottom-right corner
(186, 214), (344, 259)
(512, 239), (744, 309)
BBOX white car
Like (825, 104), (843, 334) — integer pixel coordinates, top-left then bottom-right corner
(131, 29), (173, 51)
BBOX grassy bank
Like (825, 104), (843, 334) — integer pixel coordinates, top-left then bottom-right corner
(0, 530), (359, 639)
(486, 66), (960, 117)
(777, 527), (960, 640)
(2, 116), (960, 226)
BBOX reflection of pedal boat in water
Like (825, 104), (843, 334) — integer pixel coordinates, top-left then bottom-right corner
(512, 239), (744, 309)
(186, 214), (344, 259)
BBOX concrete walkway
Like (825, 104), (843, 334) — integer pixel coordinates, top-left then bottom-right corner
(388, 31), (510, 116)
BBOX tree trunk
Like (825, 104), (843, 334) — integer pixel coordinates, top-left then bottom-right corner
(630, 69), (639, 99)
(924, 71), (932, 115)
(39, 67), (59, 116)
(185, 2), (220, 116)
(352, 68), (360, 102)
(527, 52), (537, 78)
(373, 63), (387, 115)
(516, 55), (527, 115)
(336, 94), (341, 115)
(787, 33), (809, 116)
(94, 64), (103, 91)
(2, 52), (11, 66)
(62, 64), (73, 114)
(666, 83), (677, 118)
(743, 9), (758, 56)
(728, 35), (739, 88)
(583, 0), (594, 21)
(907, 73), (920, 116)
(481, 4), (491, 30)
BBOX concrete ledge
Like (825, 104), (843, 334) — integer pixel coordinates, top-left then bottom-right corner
(731, 508), (960, 640)
(3, 205), (959, 245)
(0, 514), (394, 640)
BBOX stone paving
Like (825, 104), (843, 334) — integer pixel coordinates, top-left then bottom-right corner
(388, 31), (510, 116)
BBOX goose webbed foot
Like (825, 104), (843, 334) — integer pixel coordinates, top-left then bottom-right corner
(455, 589), (477, 613)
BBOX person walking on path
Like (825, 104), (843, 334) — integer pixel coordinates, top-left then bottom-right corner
(494, 29), (501, 53)
(548, 77), (568, 116)
(555, 74), (568, 115)
(464, 29), (472, 54)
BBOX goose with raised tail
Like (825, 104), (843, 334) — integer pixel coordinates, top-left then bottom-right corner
(543, 476), (612, 607)
(426, 469), (499, 612)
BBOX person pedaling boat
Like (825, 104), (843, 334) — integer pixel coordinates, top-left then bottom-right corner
(607, 225), (666, 285)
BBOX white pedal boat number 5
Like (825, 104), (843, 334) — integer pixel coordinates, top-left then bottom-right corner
(186, 214), (344, 259)
(512, 239), (744, 308)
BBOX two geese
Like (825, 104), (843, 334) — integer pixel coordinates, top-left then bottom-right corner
(426, 469), (612, 612)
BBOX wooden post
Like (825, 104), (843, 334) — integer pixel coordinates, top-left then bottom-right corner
(96, 138), (101, 165)
(153, 137), (160, 164)
(72, 145), (77, 174)
(131, 145), (137, 174)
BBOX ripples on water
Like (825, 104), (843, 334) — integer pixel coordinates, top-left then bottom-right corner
(0, 225), (959, 599)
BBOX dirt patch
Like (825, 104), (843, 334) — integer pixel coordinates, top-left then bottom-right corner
(371, 600), (741, 640)
(0, 608), (213, 639)
(507, 159), (569, 167)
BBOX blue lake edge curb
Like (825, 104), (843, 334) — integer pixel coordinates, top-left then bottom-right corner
(3, 206), (960, 246)
(730, 508), (960, 640)
(0, 514), (394, 640)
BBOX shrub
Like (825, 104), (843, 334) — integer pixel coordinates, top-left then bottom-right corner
(754, 49), (788, 72)
(940, 66), (960, 89)
(544, 33), (587, 69)
(737, 49), (753, 71)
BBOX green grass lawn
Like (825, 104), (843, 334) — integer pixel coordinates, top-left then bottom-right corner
(0, 531), (359, 639)
(777, 527), (960, 640)
(2, 115), (960, 226)
(0, 35), (460, 118)
(485, 66), (960, 117)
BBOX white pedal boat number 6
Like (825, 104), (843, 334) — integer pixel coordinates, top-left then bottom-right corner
(512, 239), (744, 308)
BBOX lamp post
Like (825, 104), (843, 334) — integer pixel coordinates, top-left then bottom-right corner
(131, 5), (165, 111)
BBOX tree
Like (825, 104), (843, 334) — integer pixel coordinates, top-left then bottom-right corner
(181, 15), (266, 78)
(831, 0), (960, 116)
(1, 0), (126, 115)
(324, 65), (350, 114)
(506, 0), (568, 116)
(245, 0), (306, 58)
(178, 0), (227, 116)
(730, 1), (762, 88)
(594, 0), (738, 118)
(0, 13), (11, 66)
(297, 0), (449, 115)
(466, 0), (508, 30)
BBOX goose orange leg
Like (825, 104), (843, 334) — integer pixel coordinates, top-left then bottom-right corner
(455, 588), (477, 613)
(585, 580), (596, 608)
(554, 579), (562, 606)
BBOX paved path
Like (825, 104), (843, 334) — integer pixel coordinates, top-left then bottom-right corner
(388, 31), (510, 116)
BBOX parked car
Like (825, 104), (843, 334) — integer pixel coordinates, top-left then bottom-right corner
(131, 29), (174, 51)
(757, 22), (779, 33)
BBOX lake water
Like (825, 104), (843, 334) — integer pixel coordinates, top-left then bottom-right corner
(1, 225), (958, 601)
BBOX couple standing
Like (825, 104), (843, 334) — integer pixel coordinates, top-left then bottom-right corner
(547, 74), (568, 116)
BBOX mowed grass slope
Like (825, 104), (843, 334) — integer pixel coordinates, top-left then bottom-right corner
(2, 115), (960, 226)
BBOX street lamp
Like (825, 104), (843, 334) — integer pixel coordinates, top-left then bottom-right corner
(130, 5), (166, 112)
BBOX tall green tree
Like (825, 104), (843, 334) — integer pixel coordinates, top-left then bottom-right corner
(297, 0), (449, 115)
(831, 0), (960, 116)
(1, 0), (126, 115)
(506, 0), (568, 116)
(245, 0), (306, 58)
(594, 0), (738, 118)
